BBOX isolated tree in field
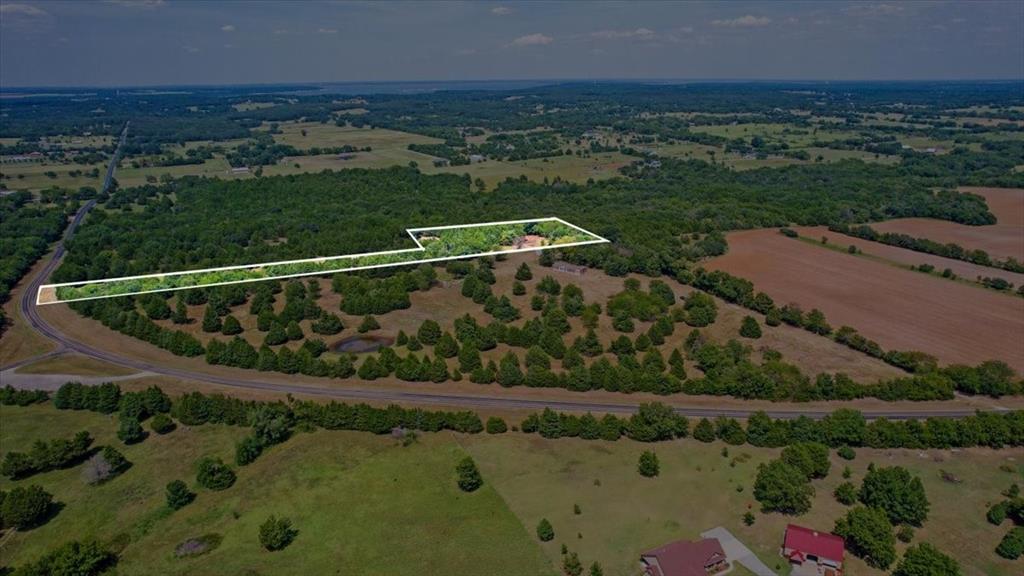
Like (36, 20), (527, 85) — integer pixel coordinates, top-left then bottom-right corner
(512, 280), (526, 295)
(117, 417), (145, 444)
(739, 316), (762, 339)
(996, 526), (1024, 559)
(165, 480), (195, 510)
(893, 543), (961, 576)
(201, 306), (222, 333)
(456, 457), (483, 492)
(563, 552), (583, 576)
(1, 484), (54, 529)
(417, 319), (441, 345)
(196, 457), (236, 491)
(358, 315), (380, 333)
(589, 561), (604, 576)
(693, 418), (716, 443)
(515, 262), (533, 281)
(638, 450), (660, 477)
(859, 465), (929, 526)
(753, 459), (814, 515)
(259, 515), (297, 551)
(834, 506), (896, 569)
(536, 518), (555, 541)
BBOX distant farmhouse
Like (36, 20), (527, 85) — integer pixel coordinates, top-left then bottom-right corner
(781, 524), (845, 576)
(640, 538), (729, 576)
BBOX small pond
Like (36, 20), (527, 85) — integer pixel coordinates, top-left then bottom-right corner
(331, 334), (394, 354)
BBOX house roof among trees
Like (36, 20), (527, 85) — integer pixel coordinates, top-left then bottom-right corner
(640, 538), (727, 576)
(784, 524), (845, 562)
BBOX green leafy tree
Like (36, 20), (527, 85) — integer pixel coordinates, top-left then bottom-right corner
(117, 417), (145, 445)
(358, 315), (380, 333)
(638, 450), (660, 477)
(235, 436), (263, 466)
(259, 515), (297, 551)
(196, 457), (236, 491)
(515, 262), (533, 281)
(10, 539), (114, 575)
(285, 320), (304, 341)
(693, 418), (716, 443)
(996, 526), (1024, 560)
(221, 315), (242, 335)
(834, 482), (858, 505)
(780, 442), (831, 479)
(1, 484), (54, 529)
(486, 417), (507, 434)
(435, 331), (459, 358)
(201, 305), (222, 333)
(149, 413), (176, 434)
(589, 561), (604, 576)
(893, 543), (961, 576)
(563, 552), (583, 576)
(536, 518), (555, 541)
(417, 319), (442, 345)
(165, 480), (195, 510)
(264, 322), (288, 346)
(456, 457), (483, 492)
(739, 315), (762, 338)
(859, 465), (929, 526)
(834, 506), (896, 569)
(753, 459), (814, 515)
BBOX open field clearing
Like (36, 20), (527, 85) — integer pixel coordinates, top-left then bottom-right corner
(464, 433), (1022, 576)
(708, 228), (1024, 373)
(0, 161), (104, 191)
(871, 187), (1024, 262)
(427, 151), (633, 187)
(0, 404), (553, 576)
(268, 121), (440, 150)
(1, 403), (1019, 576)
(115, 157), (239, 187)
(795, 225), (1024, 287)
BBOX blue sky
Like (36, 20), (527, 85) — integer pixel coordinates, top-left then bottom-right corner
(1, 0), (1021, 87)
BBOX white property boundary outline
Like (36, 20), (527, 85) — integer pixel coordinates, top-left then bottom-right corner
(38, 217), (609, 305)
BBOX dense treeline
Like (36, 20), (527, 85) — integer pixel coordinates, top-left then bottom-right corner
(52, 159), (995, 285)
(0, 191), (69, 326)
(830, 222), (1024, 274)
(522, 405), (1024, 450)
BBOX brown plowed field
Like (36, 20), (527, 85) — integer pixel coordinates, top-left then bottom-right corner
(796, 225), (1024, 286)
(871, 187), (1024, 262)
(708, 228), (1024, 373)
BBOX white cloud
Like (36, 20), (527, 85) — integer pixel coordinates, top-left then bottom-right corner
(491, 6), (512, 16)
(317, 28), (338, 34)
(183, 45), (200, 53)
(510, 33), (553, 47)
(590, 27), (655, 40)
(221, 24), (235, 32)
(712, 15), (771, 28)
(272, 28), (290, 35)
(0, 3), (48, 17)
(843, 3), (903, 16)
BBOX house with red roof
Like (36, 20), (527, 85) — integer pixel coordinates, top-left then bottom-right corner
(781, 524), (845, 576)
(640, 538), (730, 576)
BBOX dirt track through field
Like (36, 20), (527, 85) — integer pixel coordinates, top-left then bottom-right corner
(708, 228), (1024, 373)
(871, 187), (1024, 262)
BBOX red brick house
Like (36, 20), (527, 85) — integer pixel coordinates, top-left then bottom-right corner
(781, 524), (845, 575)
(640, 538), (729, 576)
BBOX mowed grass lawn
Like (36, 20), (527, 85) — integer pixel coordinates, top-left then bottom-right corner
(461, 434), (1023, 576)
(0, 405), (553, 576)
